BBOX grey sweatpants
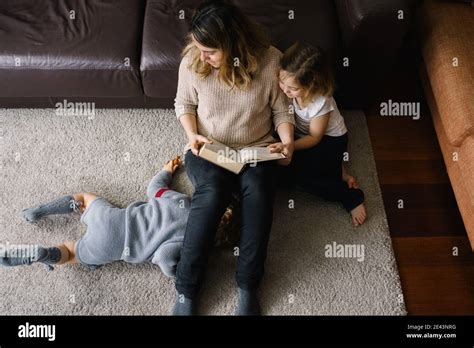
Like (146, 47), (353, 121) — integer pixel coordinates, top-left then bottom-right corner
(76, 197), (126, 266)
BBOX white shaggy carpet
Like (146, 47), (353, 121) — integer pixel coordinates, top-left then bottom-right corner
(0, 108), (406, 315)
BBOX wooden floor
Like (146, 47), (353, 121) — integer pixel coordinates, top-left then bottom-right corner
(364, 58), (474, 315)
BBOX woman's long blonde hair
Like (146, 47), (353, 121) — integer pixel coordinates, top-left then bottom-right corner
(183, 0), (269, 90)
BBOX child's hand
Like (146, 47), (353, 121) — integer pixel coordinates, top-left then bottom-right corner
(267, 142), (294, 166)
(267, 142), (284, 154)
(162, 156), (181, 174)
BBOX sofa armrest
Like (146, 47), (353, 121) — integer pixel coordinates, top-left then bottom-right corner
(335, 0), (414, 53)
(334, 0), (416, 107)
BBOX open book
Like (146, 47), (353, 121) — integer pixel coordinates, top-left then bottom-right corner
(198, 138), (286, 174)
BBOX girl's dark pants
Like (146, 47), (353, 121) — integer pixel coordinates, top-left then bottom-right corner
(176, 149), (277, 299)
(283, 133), (364, 212)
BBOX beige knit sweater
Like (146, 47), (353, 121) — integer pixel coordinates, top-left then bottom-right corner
(174, 46), (295, 151)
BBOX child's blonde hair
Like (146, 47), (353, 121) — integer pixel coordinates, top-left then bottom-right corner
(280, 42), (335, 104)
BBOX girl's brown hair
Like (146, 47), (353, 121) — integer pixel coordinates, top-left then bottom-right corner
(183, 0), (269, 90)
(280, 42), (335, 104)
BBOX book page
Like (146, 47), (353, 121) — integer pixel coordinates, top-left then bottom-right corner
(202, 141), (241, 163)
(239, 147), (286, 163)
(198, 141), (245, 174)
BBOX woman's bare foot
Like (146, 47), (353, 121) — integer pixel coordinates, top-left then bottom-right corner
(343, 172), (359, 189)
(350, 203), (367, 227)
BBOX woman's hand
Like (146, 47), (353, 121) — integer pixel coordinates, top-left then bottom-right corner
(267, 141), (294, 166)
(188, 133), (213, 156)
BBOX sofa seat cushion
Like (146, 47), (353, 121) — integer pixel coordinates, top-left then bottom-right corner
(0, 0), (145, 97)
(420, 0), (474, 146)
(141, 0), (340, 98)
(140, 0), (197, 99)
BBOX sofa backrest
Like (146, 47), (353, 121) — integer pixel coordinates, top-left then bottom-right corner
(141, 0), (342, 100)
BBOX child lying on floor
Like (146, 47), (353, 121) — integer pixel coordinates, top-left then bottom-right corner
(0, 156), (235, 277)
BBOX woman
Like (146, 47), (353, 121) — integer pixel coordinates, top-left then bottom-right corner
(173, 0), (295, 315)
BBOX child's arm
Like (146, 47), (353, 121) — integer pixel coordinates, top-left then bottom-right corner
(146, 157), (181, 199)
(294, 113), (330, 151)
(146, 170), (172, 199)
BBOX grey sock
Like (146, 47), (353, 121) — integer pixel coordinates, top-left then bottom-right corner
(0, 246), (61, 269)
(22, 195), (82, 223)
(235, 288), (261, 316)
(172, 293), (197, 316)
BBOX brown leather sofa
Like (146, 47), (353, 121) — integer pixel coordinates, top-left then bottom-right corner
(420, 0), (474, 251)
(0, 0), (414, 109)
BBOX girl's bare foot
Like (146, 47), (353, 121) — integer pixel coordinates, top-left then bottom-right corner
(343, 172), (359, 189)
(350, 203), (367, 227)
